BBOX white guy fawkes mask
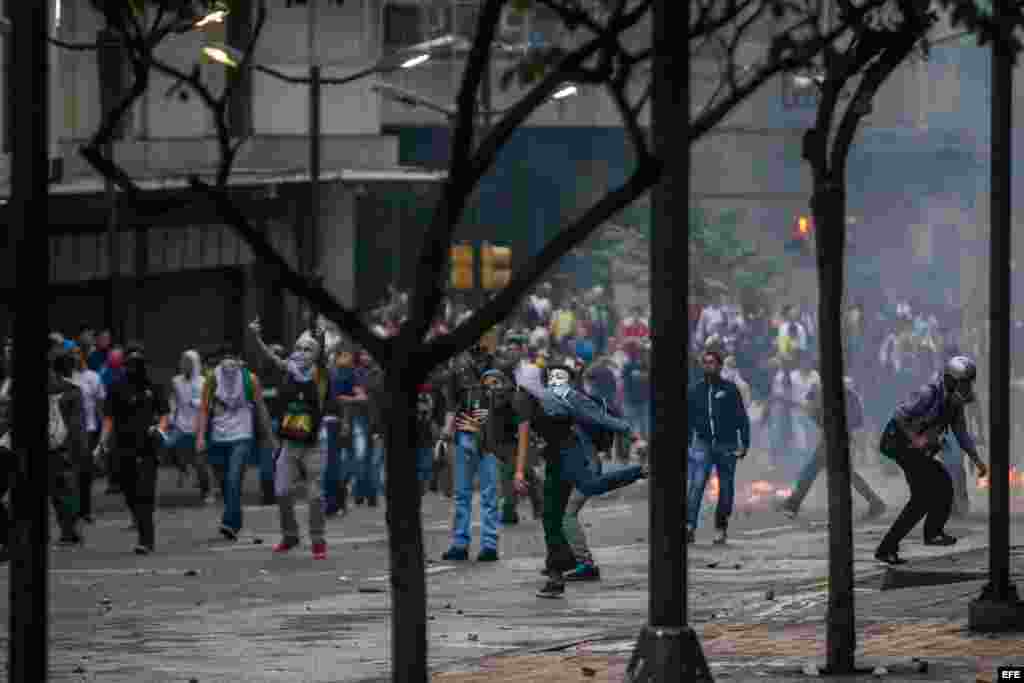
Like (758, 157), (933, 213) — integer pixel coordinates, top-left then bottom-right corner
(547, 368), (572, 398)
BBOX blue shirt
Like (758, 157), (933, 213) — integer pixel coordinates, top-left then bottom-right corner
(893, 378), (976, 453)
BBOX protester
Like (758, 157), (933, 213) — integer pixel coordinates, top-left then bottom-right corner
(874, 356), (988, 565)
(685, 350), (750, 545)
(95, 342), (169, 555)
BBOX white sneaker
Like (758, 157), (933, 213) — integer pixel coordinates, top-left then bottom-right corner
(713, 529), (728, 545)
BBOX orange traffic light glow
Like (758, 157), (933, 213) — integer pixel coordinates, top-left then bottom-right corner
(798, 216), (811, 236)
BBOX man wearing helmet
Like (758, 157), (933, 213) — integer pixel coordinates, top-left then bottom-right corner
(875, 355), (989, 565)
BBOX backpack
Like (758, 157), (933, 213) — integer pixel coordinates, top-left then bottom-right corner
(49, 392), (69, 452)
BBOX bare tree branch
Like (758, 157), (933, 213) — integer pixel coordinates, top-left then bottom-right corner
(48, 37), (100, 50)
(189, 178), (388, 361)
(832, 28), (922, 174)
(401, 0), (507, 350)
(607, 78), (652, 164)
(421, 162), (661, 371)
(689, 0), (887, 142)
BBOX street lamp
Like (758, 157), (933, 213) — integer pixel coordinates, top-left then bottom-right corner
(204, 34), (434, 334)
(202, 40), (436, 84)
(371, 81), (580, 121)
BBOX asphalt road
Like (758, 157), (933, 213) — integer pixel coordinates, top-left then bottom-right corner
(0, 456), (1021, 682)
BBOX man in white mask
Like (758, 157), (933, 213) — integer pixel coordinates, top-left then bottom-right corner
(512, 361), (645, 599)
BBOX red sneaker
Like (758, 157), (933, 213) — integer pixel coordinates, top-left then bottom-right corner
(272, 538), (300, 553)
(312, 542), (327, 560)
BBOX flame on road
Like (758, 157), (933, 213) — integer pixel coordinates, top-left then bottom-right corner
(703, 478), (793, 505)
(976, 466), (1024, 491)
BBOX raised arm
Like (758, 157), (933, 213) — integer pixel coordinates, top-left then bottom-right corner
(248, 319), (288, 373)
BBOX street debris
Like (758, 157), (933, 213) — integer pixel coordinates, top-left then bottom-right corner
(764, 589), (775, 600)
(253, 538), (263, 545)
(581, 666), (597, 677)
(184, 569), (199, 577)
(802, 663), (820, 676)
(872, 666), (888, 676)
(337, 575), (350, 582)
(467, 633), (479, 641)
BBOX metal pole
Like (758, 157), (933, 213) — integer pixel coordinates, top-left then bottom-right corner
(625, 0), (710, 680)
(9, 2), (51, 681)
(970, 0), (1021, 630)
(104, 141), (118, 336)
(307, 0), (320, 330)
(988, 4), (1012, 603)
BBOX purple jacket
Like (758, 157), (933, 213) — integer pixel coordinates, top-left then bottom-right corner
(893, 378), (976, 453)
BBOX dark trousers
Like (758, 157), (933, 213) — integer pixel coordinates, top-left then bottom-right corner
(49, 451), (80, 539)
(0, 449), (10, 547)
(115, 447), (158, 549)
(877, 448), (953, 553)
(541, 456), (576, 580)
(77, 431), (100, 520)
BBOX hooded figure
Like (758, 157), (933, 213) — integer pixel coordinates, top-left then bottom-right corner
(172, 350), (205, 435)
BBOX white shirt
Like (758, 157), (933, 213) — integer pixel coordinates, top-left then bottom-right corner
(70, 369), (105, 433)
(172, 373), (205, 435)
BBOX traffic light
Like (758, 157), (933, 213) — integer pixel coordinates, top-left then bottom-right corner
(794, 215), (813, 241)
(785, 215), (814, 256)
(450, 243), (474, 290)
(480, 242), (512, 290)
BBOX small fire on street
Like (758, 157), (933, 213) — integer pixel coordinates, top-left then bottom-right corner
(976, 465), (1024, 491)
(703, 476), (793, 505)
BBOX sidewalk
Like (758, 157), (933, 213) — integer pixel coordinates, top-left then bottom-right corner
(431, 545), (1024, 682)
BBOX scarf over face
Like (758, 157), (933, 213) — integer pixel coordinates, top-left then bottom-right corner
(214, 359), (247, 411)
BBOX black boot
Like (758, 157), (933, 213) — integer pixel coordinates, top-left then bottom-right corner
(134, 503), (156, 553)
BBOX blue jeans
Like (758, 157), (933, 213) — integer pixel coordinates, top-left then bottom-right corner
(560, 436), (644, 496)
(450, 431), (500, 551)
(207, 438), (253, 533)
(322, 420), (343, 508)
(686, 439), (738, 530)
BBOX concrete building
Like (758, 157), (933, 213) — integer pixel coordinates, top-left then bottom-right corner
(1, 0), (1021, 382)
(0, 0), (445, 384)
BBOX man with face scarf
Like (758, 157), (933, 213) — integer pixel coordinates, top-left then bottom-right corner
(197, 344), (265, 542)
(250, 320), (331, 559)
(440, 360), (508, 562)
(166, 350), (211, 502)
(95, 342), (170, 554)
(513, 362), (645, 599)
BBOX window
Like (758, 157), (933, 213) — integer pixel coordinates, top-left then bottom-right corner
(285, 1), (347, 6)
(383, 3), (422, 50)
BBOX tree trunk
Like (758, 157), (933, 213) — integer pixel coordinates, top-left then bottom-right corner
(381, 368), (429, 682)
(811, 180), (856, 673)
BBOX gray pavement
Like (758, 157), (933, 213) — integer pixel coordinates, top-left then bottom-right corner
(0, 460), (1022, 682)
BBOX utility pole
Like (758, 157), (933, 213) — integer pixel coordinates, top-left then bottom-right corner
(625, 0), (711, 680)
(8, 2), (51, 681)
(969, 0), (1024, 632)
(307, 0), (321, 333)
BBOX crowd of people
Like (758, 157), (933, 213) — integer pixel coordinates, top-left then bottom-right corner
(0, 280), (1002, 588)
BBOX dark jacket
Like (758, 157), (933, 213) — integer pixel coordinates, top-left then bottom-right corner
(687, 377), (750, 451)
(888, 377), (976, 453)
(49, 374), (87, 466)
